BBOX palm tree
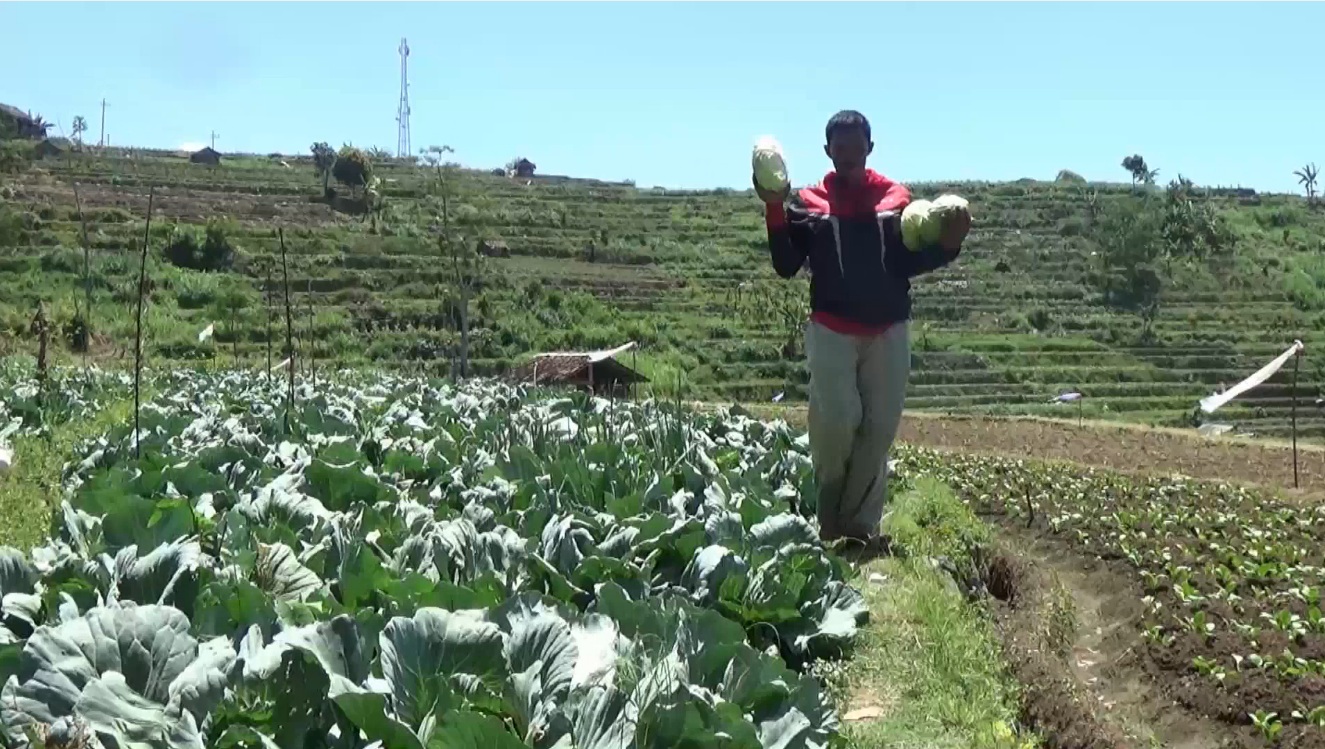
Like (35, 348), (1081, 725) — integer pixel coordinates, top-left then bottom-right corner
(71, 116), (87, 145)
(28, 114), (52, 139)
(1296, 163), (1319, 207)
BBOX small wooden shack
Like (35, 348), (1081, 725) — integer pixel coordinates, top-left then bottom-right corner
(478, 239), (511, 258)
(514, 158), (537, 178)
(189, 146), (222, 166)
(33, 137), (73, 159)
(512, 342), (648, 397)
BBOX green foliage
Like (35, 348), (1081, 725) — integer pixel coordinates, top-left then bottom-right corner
(1296, 163), (1319, 206)
(1054, 169), (1086, 184)
(333, 145), (373, 189)
(0, 140), (32, 175)
(163, 221), (238, 272)
(310, 141), (336, 193)
(1159, 176), (1235, 263)
(1121, 154), (1157, 187)
(0, 371), (862, 747)
(1086, 175), (1236, 340)
(0, 205), (25, 247)
(5, 146), (1325, 437)
(1088, 192), (1166, 337)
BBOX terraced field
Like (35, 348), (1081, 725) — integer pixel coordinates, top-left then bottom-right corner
(3, 147), (1325, 439)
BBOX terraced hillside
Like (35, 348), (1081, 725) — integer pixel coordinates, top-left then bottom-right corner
(3, 147), (1325, 438)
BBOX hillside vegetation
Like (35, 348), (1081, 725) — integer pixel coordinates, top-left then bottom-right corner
(2, 146), (1325, 438)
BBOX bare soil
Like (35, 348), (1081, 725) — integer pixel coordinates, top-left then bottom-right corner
(732, 405), (1325, 496)
(898, 413), (1324, 497)
(995, 526), (1250, 749)
(11, 179), (349, 228)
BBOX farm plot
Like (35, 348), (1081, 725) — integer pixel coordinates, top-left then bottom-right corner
(908, 448), (1325, 747)
(0, 362), (130, 440)
(0, 371), (867, 748)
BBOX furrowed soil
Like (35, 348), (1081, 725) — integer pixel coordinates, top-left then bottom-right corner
(737, 406), (1325, 495)
(751, 405), (1325, 747)
(994, 525), (1251, 749)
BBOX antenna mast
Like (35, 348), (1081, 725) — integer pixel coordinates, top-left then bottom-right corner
(396, 38), (411, 159)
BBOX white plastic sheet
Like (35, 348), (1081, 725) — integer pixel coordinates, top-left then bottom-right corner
(1199, 340), (1304, 414)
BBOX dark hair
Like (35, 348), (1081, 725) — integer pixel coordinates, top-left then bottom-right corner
(825, 110), (871, 145)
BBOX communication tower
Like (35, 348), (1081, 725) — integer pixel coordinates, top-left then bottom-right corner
(396, 38), (411, 159)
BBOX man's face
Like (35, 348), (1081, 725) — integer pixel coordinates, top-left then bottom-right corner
(824, 127), (873, 181)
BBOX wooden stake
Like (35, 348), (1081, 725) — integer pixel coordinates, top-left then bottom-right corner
(307, 279), (316, 387)
(133, 187), (155, 459)
(264, 265), (273, 382)
(72, 182), (92, 364)
(1292, 351), (1302, 489)
(278, 228), (295, 431)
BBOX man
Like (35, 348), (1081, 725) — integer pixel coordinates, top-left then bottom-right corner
(754, 110), (970, 548)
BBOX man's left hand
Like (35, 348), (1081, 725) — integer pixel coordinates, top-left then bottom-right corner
(938, 207), (972, 252)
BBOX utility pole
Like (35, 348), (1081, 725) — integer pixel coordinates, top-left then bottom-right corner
(98, 98), (108, 148)
(210, 130), (219, 150)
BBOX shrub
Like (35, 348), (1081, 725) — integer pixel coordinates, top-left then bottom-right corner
(163, 221), (237, 272)
(333, 145), (373, 189)
(0, 140), (32, 174)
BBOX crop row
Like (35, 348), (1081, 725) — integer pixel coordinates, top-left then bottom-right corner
(909, 447), (1325, 745)
(0, 367), (865, 748)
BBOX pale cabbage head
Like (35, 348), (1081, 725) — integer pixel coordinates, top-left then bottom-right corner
(752, 136), (789, 193)
(900, 194), (969, 251)
(900, 200), (939, 251)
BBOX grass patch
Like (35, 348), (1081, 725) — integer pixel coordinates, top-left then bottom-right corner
(0, 396), (136, 550)
(823, 476), (1035, 748)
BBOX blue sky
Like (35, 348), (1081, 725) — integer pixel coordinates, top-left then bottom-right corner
(3, 2), (1322, 194)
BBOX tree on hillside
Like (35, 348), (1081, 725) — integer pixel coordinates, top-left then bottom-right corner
(420, 143), (485, 378)
(310, 142), (336, 194)
(1160, 175), (1233, 267)
(71, 116), (87, 146)
(332, 145), (373, 192)
(1089, 192), (1166, 339)
(212, 281), (257, 362)
(1122, 155), (1150, 188)
(1086, 171), (1235, 341)
(1296, 163), (1319, 206)
(1056, 169), (1087, 184)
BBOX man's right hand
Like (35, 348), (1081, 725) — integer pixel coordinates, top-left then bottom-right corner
(753, 174), (790, 205)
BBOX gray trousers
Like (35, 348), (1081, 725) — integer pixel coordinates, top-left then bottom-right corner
(805, 320), (910, 540)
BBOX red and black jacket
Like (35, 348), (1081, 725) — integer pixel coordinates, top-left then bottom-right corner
(765, 169), (961, 335)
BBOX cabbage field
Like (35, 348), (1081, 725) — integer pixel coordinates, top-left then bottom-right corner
(6, 364), (1325, 747)
(0, 369), (868, 749)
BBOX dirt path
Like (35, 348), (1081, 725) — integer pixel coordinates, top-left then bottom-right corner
(1000, 526), (1239, 749)
(724, 404), (1325, 496)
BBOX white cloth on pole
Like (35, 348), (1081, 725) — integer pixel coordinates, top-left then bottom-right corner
(1199, 340), (1304, 414)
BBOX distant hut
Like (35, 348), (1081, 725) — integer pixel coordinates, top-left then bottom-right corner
(514, 158), (537, 178)
(511, 342), (648, 397)
(478, 239), (511, 258)
(0, 103), (51, 139)
(33, 137), (73, 159)
(189, 146), (222, 166)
